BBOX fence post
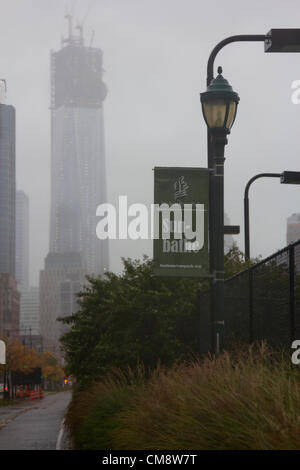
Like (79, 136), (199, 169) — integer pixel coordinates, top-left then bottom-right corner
(289, 245), (295, 343)
(209, 284), (215, 354)
(249, 268), (254, 343)
(197, 288), (202, 351)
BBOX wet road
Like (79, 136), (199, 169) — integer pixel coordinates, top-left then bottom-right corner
(0, 391), (72, 450)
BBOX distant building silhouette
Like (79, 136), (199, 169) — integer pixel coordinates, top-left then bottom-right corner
(0, 101), (20, 339)
(20, 286), (39, 336)
(0, 103), (16, 277)
(49, 17), (109, 276)
(40, 18), (109, 356)
(39, 252), (86, 357)
(16, 190), (29, 290)
(0, 274), (20, 339)
(287, 213), (300, 244)
(275, 213), (300, 273)
(286, 213), (300, 273)
(224, 213), (235, 253)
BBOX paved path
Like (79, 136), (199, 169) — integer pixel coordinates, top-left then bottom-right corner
(0, 391), (72, 450)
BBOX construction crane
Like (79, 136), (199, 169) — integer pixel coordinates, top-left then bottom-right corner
(65, 13), (73, 42)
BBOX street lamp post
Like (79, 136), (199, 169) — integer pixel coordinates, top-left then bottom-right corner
(204, 29), (300, 353)
(201, 67), (240, 353)
(244, 171), (300, 261)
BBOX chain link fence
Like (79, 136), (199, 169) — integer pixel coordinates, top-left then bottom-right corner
(199, 239), (300, 353)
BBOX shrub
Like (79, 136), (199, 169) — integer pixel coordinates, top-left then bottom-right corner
(65, 367), (146, 450)
(65, 344), (300, 450)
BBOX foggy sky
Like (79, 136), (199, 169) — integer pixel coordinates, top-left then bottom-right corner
(1, 0), (300, 286)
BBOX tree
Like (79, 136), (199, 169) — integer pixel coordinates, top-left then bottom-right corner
(224, 243), (260, 278)
(60, 257), (208, 385)
(39, 351), (65, 384)
(0, 338), (65, 397)
(60, 248), (254, 386)
(0, 338), (40, 377)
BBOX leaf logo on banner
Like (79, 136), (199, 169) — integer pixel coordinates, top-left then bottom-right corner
(174, 176), (189, 201)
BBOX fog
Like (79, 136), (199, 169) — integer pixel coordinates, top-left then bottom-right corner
(1, 0), (300, 286)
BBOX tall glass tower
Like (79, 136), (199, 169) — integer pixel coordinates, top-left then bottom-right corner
(0, 103), (16, 277)
(49, 18), (109, 276)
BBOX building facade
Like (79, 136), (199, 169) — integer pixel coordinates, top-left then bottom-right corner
(19, 286), (42, 352)
(286, 213), (300, 273)
(19, 286), (39, 336)
(0, 274), (20, 339)
(39, 252), (86, 356)
(16, 190), (29, 290)
(287, 213), (300, 245)
(0, 104), (16, 277)
(224, 213), (235, 253)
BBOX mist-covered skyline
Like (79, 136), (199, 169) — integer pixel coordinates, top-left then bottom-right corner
(1, 0), (300, 285)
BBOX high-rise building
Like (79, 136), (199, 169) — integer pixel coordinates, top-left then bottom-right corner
(224, 213), (235, 253)
(20, 286), (39, 336)
(286, 213), (300, 273)
(49, 18), (109, 276)
(16, 190), (29, 290)
(19, 286), (43, 352)
(277, 213), (300, 273)
(287, 213), (300, 244)
(0, 274), (20, 339)
(39, 252), (86, 356)
(0, 103), (16, 277)
(40, 19), (109, 356)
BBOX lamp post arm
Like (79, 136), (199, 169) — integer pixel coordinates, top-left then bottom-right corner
(244, 172), (281, 261)
(207, 34), (266, 85)
(244, 172), (281, 200)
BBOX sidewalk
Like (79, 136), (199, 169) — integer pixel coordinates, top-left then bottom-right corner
(0, 399), (35, 430)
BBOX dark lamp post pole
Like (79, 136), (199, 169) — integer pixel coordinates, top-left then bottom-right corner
(201, 67), (239, 354)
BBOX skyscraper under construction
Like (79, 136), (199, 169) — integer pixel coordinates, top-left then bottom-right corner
(49, 16), (109, 276)
(40, 18), (109, 355)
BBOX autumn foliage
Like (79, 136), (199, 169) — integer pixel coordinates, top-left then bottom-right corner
(0, 338), (64, 382)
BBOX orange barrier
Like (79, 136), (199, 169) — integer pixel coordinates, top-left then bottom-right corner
(30, 390), (39, 400)
(29, 389), (44, 400)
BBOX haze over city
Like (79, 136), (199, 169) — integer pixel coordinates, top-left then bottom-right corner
(1, 0), (300, 286)
(2, 0), (300, 454)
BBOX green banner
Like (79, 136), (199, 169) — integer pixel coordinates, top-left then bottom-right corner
(153, 167), (209, 277)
